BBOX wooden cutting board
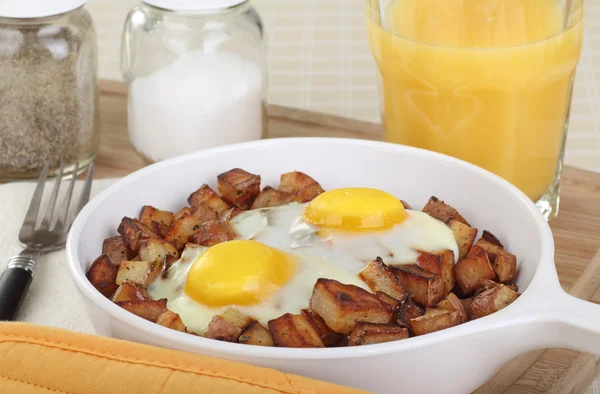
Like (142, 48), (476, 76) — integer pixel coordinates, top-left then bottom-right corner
(97, 80), (600, 394)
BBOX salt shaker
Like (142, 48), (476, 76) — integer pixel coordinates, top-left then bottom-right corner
(122, 0), (267, 163)
(0, 0), (99, 180)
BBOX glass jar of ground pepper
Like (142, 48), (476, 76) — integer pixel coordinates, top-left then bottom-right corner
(0, 0), (99, 180)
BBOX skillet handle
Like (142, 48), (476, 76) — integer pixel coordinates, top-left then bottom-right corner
(545, 290), (600, 355)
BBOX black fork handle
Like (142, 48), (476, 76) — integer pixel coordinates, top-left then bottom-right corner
(0, 253), (37, 321)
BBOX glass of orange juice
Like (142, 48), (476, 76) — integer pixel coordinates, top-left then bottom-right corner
(367, 0), (584, 219)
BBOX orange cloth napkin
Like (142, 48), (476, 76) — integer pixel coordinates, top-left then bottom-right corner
(0, 322), (368, 394)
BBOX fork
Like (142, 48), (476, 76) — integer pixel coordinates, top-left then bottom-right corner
(0, 162), (94, 321)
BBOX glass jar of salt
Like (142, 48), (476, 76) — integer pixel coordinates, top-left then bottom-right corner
(0, 0), (99, 180)
(122, 0), (267, 163)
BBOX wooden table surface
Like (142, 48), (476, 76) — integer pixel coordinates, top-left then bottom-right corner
(97, 80), (600, 393)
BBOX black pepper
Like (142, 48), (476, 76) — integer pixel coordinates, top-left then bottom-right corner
(0, 10), (98, 179)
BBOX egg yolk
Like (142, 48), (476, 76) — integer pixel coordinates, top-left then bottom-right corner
(184, 240), (296, 307)
(304, 188), (406, 230)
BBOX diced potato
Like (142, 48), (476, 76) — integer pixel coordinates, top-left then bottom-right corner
(375, 291), (401, 310)
(156, 310), (187, 332)
(447, 219), (477, 261)
(416, 250), (455, 296)
(309, 279), (393, 335)
(268, 313), (325, 348)
(117, 217), (159, 251)
(436, 293), (468, 324)
(493, 251), (517, 284)
(292, 183), (325, 203)
(148, 221), (170, 238)
(102, 236), (135, 266)
(481, 230), (503, 248)
(460, 297), (476, 321)
(204, 308), (254, 342)
(396, 298), (425, 327)
(140, 205), (174, 230)
(116, 260), (164, 286)
(219, 207), (243, 222)
(191, 221), (236, 246)
(116, 299), (167, 322)
(173, 207), (191, 222)
(453, 252), (496, 296)
(348, 322), (409, 346)
(470, 285), (520, 318)
(239, 321), (274, 346)
(393, 265), (445, 307)
(165, 214), (204, 250)
(190, 203), (218, 223)
(279, 171), (321, 193)
(422, 196), (470, 226)
(112, 281), (150, 302)
(251, 186), (293, 209)
(359, 258), (410, 302)
(301, 309), (344, 347)
(400, 200), (412, 210)
(468, 237), (517, 284)
(217, 168), (261, 210)
(87, 255), (118, 298)
(138, 238), (179, 263)
(409, 308), (461, 336)
(188, 184), (229, 217)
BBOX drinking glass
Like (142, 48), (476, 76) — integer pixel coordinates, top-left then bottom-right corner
(367, 0), (584, 219)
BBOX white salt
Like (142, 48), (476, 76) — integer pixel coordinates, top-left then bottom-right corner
(128, 51), (264, 162)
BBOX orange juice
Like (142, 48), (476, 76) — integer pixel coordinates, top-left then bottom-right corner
(367, 0), (583, 200)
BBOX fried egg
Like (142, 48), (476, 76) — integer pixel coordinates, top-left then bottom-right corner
(149, 188), (458, 333)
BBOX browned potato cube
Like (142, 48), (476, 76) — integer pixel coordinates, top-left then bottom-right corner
(481, 230), (503, 247)
(217, 168), (261, 210)
(291, 183), (325, 203)
(454, 252), (496, 296)
(375, 291), (401, 310)
(102, 236), (135, 266)
(156, 310), (186, 332)
(279, 171), (321, 193)
(191, 221), (236, 246)
(190, 204), (218, 223)
(87, 255), (118, 298)
(468, 238), (503, 259)
(165, 214), (204, 250)
(460, 297), (476, 321)
(301, 309), (344, 347)
(219, 207), (243, 222)
(173, 207), (191, 222)
(436, 293), (468, 324)
(112, 281), (150, 302)
(493, 251), (517, 284)
(416, 250), (455, 295)
(447, 219), (477, 261)
(239, 321), (274, 346)
(470, 285), (520, 318)
(140, 205), (174, 229)
(422, 196), (470, 226)
(204, 308), (254, 342)
(393, 265), (445, 307)
(116, 299), (167, 322)
(116, 260), (164, 286)
(251, 186), (293, 209)
(348, 323), (409, 346)
(400, 200), (412, 210)
(359, 257), (410, 302)
(396, 298), (425, 327)
(268, 313), (325, 348)
(409, 308), (461, 336)
(138, 238), (179, 263)
(188, 184), (230, 217)
(309, 279), (393, 335)
(117, 217), (159, 251)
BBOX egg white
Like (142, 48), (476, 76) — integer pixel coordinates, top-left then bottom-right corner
(149, 203), (458, 333)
